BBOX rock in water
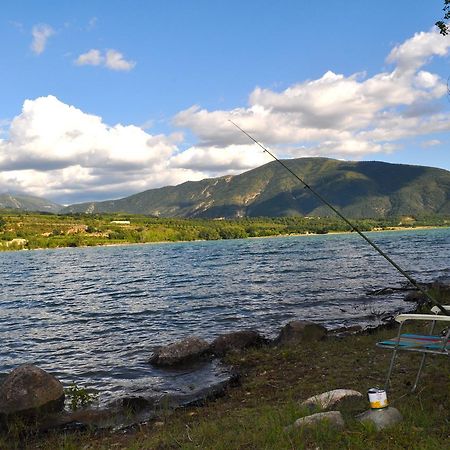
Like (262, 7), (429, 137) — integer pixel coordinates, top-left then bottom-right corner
(357, 407), (403, 430)
(302, 389), (363, 410)
(149, 336), (210, 367)
(276, 320), (327, 345)
(211, 330), (266, 356)
(0, 364), (64, 417)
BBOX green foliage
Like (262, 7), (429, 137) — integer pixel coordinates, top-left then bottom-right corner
(0, 210), (448, 251)
(436, 0), (450, 35)
(198, 228), (221, 240)
(64, 383), (97, 411)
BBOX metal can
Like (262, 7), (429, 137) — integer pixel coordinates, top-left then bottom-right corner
(367, 388), (388, 409)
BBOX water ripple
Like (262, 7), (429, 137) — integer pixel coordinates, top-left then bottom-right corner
(0, 228), (449, 403)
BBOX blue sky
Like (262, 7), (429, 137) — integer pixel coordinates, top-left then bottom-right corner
(1, 1), (450, 204)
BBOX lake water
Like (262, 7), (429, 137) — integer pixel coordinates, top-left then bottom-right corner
(0, 228), (449, 405)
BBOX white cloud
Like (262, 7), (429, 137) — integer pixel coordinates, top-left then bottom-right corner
(75, 49), (135, 71)
(75, 49), (103, 66)
(387, 29), (450, 74)
(0, 96), (205, 203)
(3, 27), (450, 204)
(170, 144), (273, 173)
(31, 24), (54, 55)
(174, 27), (450, 166)
(105, 50), (136, 71)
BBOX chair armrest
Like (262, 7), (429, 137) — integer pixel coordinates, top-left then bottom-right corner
(395, 314), (450, 323)
(431, 305), (450, 314)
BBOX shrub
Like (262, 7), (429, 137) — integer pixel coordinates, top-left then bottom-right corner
(64, 384), (98, 411)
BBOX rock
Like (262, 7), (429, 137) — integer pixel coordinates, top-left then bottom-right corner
(276, 320), (327, 345)
(301, 389), (363, 410)
(210, 330), (267, 356)
(292, 411), (345, 429)
(357, 407), (403, 430)
(149, 336), (210, 367)
(404, 291), (427, 303)
(0, 364), (64, 417)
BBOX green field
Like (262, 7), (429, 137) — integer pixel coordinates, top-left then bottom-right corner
(0, 211), (449, 251)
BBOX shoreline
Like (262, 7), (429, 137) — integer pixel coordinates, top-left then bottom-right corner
(10, 295), (449, 449)
(0, 224), (448, 253)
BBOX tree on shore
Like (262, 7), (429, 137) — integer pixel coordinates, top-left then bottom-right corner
(436, 0), (450, 35)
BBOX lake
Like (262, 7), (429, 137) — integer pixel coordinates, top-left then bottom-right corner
(0, 228), (449, 405)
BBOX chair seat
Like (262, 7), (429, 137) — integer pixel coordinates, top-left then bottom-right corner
(377, 333), (449, 351)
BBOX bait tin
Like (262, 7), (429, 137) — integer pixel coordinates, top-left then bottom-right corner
(367, 388), (388, 409)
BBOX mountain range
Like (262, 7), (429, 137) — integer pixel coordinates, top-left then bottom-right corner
(60, 158), (450, 218)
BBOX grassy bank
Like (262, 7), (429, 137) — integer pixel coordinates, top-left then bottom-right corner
(6, 300), (449, 449)
(0, 211), (449, 251)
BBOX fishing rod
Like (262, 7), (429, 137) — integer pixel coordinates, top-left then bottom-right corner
(229, 119), (449, 316)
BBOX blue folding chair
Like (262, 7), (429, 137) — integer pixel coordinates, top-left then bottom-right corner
(377, 306), (450, 392)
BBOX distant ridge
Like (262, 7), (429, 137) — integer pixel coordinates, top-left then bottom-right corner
(63, 158), (450, 218)
(0, 193), (63, 213)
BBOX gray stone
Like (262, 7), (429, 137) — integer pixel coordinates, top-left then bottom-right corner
(211, 330), (267, 356)
(302, 389), (363, 410)
(357, 407), (403, 430)
(293, 411), (345, 429)
(276, 320), (327, 345)
(0, 364), (64, 417)
(149, 336), (210, 367)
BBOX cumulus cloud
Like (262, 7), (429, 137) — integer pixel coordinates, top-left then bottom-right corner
(0, 96), (205, 203)
(387, 29), (450, 74)
(174, 27), (450, 165)
(170, 144), (273, 173)
(31, 24), (54, 55)
(75, 49), (135, 71)
(3, 27), (450, 204)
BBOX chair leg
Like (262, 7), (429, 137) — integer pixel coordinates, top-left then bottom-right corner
(384, 349), (398, 391)
(411, 353), (427, 392)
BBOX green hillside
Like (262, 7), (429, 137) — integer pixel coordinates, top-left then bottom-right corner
(63, 158), (450, 218)
(0, 193), (63, 213)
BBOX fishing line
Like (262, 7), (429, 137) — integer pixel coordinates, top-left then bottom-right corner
(229, 119), (448, 315)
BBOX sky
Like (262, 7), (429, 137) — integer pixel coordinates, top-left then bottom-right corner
(1, 0), (450, 205)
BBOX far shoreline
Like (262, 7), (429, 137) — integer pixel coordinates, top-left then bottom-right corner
(3, 224), (448, 253)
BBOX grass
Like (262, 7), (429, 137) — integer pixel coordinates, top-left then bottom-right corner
(3, 305), (448, 450)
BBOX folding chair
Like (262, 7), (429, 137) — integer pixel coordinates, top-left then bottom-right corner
(376, 305), (450, 392)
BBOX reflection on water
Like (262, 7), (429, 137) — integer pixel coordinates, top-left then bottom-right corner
(0, 228), (449, 403)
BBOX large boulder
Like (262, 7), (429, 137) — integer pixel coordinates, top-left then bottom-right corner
(0, 364), (64, 417)
(210, 330), (267, 356)
(276, 320), (327, 345)
(149, 336), (210, 367)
